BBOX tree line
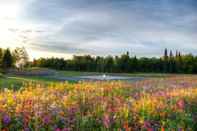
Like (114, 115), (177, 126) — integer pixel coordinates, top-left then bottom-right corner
(1, 47), (197, 74)
(32, 49), (197, 74)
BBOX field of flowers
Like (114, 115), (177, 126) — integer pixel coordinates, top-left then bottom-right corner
(0, 76), (197, 130)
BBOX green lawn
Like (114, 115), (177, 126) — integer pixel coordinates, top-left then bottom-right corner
(59, 70), (101, 77)
(0, 76), (24, 90)
(11, 75), (59, 82)
(0, 75), (59, 90)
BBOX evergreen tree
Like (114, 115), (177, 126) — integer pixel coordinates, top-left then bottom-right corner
(163, 48), (169, 73)
(2, 48), (13, 70)
(169, 50), (173, 58)
(131, 56), (138, 72)
(169, 50), (176, 73)
(164, 48), (168, 60)
(0, 48), (3, 68)
(104, 56), (114, 72)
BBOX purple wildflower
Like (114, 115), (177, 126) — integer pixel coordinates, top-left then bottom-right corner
(43, 115), (51, 124)
(24, 127), (30, 131)
(3, 114), (11, 125)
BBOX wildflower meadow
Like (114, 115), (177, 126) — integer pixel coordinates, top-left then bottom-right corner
(0, 76), (197, 130)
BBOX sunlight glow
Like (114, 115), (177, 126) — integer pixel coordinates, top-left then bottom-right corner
(28, 49), (73, 60)
(0, 5), (19, 19)
(0, 1), (39, 57)
(0, 1), (22, 48)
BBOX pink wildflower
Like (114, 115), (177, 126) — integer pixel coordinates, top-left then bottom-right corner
(103, 113), (111, 128)
(55, 128), (61, 131)
(177, 99), (185, 110)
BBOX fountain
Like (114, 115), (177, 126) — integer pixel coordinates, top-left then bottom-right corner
(102, 74), (106, 80)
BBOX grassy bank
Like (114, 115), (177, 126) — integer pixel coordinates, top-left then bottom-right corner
(0, 75), (58, 90)
(0, 76), (23, 90)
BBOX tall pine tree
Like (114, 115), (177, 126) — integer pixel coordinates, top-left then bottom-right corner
(163, 48), (168, 73)
(2, 48), (13, 70)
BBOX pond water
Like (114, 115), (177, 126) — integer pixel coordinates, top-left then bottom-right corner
(52, 74), (145, 82)
(78, 75), (142, 81)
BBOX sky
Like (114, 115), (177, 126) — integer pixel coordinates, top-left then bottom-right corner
(0, 0), (197, 60)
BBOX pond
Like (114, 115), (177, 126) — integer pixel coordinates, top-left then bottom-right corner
(52, 74), (145, 82)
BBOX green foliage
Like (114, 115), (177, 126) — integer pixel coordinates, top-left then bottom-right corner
(12, 47), (29, 69)
(0, 77), (23, 90)
(32, 49), (197, 74)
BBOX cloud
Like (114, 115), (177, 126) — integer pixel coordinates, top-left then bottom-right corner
(1, 0), (197, 58)
(28, 41), (89, 55)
